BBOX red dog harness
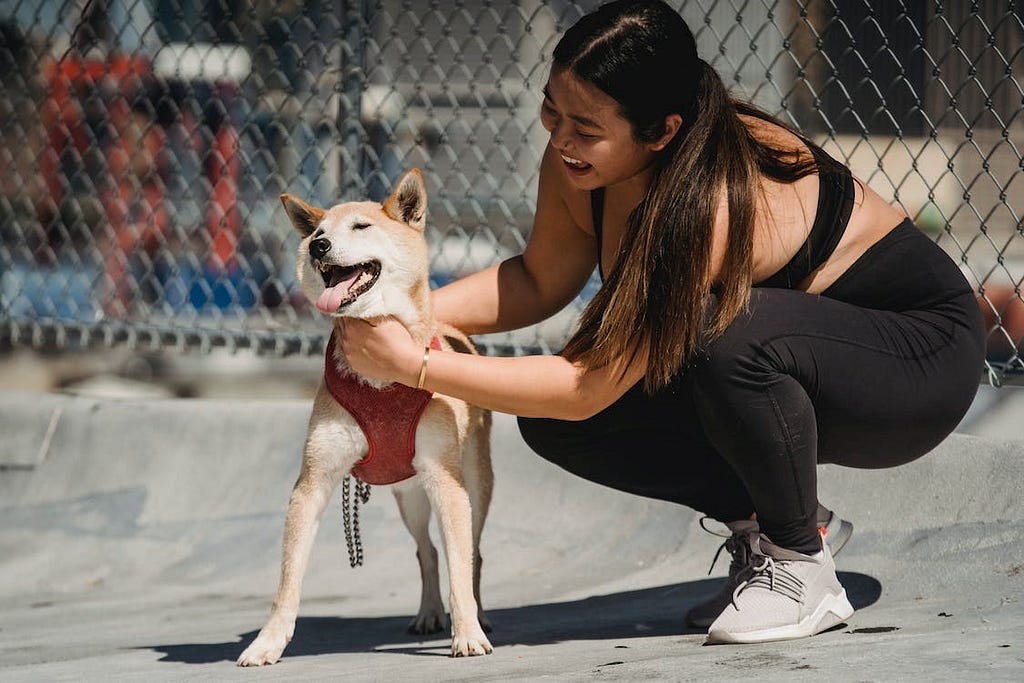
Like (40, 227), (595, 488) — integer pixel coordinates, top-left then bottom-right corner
(324, 332), (442, 485)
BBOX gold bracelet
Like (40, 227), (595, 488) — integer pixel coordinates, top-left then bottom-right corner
(416, 346), (431, 389)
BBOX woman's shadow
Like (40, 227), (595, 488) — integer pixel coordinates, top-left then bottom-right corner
(144, 572), (881, 664)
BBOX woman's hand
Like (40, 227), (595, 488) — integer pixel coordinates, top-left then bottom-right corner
(336, 317), (420, 385)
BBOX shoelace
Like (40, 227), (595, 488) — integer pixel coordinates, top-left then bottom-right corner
(732, 554), (808, 605)
(699, 517), (733, 576)
(699, 516), (755, 578)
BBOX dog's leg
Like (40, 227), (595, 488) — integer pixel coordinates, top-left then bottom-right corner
(238, 413), (353, 667)
(418, 456), (493, 657)
(462, 416), (494, 633)
(393, 486), (446, 635)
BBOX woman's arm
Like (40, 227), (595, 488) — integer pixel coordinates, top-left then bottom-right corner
(338, 317), (646, 420)
(432, 143), (598, 335)
(418, 345), (645, 420)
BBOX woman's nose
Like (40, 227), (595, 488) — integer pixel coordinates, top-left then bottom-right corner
(549, 122), (571, 151)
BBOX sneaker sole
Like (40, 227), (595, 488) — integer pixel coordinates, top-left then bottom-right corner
(705, 589), (854, 644)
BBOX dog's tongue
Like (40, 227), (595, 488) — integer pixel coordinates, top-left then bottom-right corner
(315, 269), (361, 313)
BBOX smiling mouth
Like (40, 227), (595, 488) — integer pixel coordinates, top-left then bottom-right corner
(314, 260), (382, 313)
(560, 153), (591, 170)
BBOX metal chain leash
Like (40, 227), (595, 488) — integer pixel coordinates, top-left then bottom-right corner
(341, 476), (372, 568)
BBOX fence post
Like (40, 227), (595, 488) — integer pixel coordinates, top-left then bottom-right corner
(339, 0), (373, 200)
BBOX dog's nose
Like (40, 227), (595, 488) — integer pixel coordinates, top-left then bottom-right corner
(309, 238), (331, 260)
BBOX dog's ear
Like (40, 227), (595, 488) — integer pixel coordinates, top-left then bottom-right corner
(382, 168), (427, 231)
(280, 194), (325, 238)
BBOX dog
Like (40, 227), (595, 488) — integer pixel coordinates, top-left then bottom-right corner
(237, 168), (494, 665)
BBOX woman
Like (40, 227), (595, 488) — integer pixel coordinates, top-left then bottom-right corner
(337, 0), (985, 643)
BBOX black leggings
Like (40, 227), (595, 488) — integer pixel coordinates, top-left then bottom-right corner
(518, 220), (986, 554)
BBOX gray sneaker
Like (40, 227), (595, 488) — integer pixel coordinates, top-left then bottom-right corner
(706, 532), (854, 644)
(685, 505), (852, 629)
(818, 504), (853, 555)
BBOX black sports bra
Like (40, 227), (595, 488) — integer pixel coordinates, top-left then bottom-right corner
(589, 143), (856, 287)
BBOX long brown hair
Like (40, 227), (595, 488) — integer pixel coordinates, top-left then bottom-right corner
(558, 0), (820, 392)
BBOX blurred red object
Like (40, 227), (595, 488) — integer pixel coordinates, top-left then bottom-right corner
(39, 51), (169, 314)
(40, 52), (152, 216)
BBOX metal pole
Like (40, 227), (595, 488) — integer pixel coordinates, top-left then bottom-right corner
(339, 0), (373, 200)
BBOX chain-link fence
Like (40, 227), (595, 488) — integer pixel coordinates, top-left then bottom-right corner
(1, 1), (1022, 384)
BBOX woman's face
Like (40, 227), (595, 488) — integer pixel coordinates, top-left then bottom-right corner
(540, 67), (666, 191)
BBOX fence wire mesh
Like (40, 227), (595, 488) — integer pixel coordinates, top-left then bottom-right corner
(0, 1), (1021, 384)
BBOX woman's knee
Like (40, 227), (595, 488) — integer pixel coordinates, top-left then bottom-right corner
(691, 289), (816, 402)
(517, 414), (622, 485)
(691, 327), (779, 402)
(689, 306), (817, 464)
(516, 415), (546, 452)
(517, 415), (575, 466)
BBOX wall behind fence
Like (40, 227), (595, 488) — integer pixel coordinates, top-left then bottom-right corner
(0, 1), (1021, 384)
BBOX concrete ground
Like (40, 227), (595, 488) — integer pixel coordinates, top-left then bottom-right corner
(1, 374), (1023, 681)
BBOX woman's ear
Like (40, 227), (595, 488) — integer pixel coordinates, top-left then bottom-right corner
(649, 113), (683, 152)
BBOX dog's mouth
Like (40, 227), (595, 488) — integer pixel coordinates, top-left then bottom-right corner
(314, 260), (382, 313)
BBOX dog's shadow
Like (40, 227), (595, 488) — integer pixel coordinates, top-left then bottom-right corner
(144, 572), (880, 664)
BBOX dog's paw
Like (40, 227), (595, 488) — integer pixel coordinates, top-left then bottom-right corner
(407, 606), (446, 635)
(450, 628), (493, 657)
(237, 628), (290, 667)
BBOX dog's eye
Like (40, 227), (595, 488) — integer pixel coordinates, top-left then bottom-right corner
(352, 221), (371, 231)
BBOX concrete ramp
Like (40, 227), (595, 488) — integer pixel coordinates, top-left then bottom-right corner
(1, 391), (1022, 680)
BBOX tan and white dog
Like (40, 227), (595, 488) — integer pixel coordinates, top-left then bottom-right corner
(237, 169), (494, 665)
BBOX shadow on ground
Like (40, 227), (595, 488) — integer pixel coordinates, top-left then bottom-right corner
(145, 572), (881, 664)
